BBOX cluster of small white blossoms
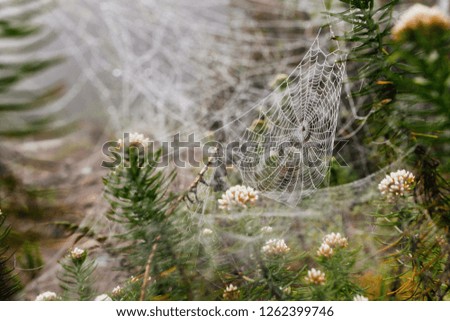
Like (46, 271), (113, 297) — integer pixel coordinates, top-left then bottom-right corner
(218, 185), (259, 210)
(391, 4), (450, 41)
(35, 291), (58, 301)
(117, 132), (150, 148)
(223, 284), (240, 300)
(378, 170), (415, 198)
(70, 247), (85, 260)
(316, 243), (334, 258)
(322, 232), (348, 248)
(305, 268), (326, 285)
(261, 239), (290, 256)
(94, 294), (112, 301)
(317, 233), (348, 258)
(317, 232), (348, 259)
(260, 226), (273, 233)
(353, 294), (369, 301)
(112, 285), (122, 297)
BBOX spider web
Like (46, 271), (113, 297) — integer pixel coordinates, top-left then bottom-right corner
(216, 35), (346, 206)
(42, 0), (349, 210)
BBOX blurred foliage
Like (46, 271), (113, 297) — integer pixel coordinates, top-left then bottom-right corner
(334, 0), (449, 168)
(17, 241), (43, 279)
(0, 0), (70, 297)
(0, 211), (22, 300)
(0, 0), (65, 138)
(0, 0), (68, 198)
(0, 0), (67, 218)
(326, 156), (358, 185)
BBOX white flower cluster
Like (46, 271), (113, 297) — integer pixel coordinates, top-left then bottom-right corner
(305, 268), (326, 285)
(317, 232), (348, 258)
(70, 247), (85, 260)
(391, 4), (450, 41)
(353, 294), (369, 301)
(223, 284), (240, 300)
(35, 291), (58, 301)
(316, 243), (333, 258)
(262, 239), (290, 256)
(378, 170), (415, 198)
(112, 285), (122, 296)
(218, 185), (259, 210)
(94, 294), (112, 301)
(260, 226), (273, 233)
(322, 232), (348, 248)
(117, 132), (150, 148)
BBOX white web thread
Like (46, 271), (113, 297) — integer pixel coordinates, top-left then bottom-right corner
(230, 35), (346, 206)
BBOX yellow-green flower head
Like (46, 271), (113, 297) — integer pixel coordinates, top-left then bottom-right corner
(391, 4), (450, 41)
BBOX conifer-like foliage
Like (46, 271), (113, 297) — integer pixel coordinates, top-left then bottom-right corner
(103, 143), (205, 300)
(335, 0), (450, 300)
(335, 0), (449, 165)
(58, 248), (96, 301)
(103, 145), (175, 268)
